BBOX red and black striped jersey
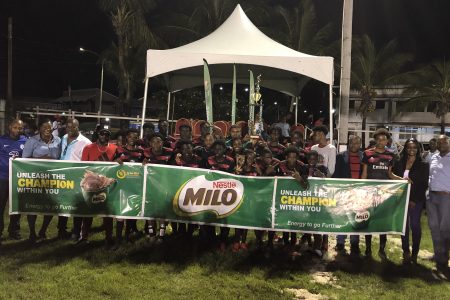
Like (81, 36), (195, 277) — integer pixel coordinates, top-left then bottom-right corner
(144, 147), (174, 164)
(279, 160), (307, 176)
(171, 154), (202, 168)
(114, 145), (145, 163)
(256, 157), (281, 176)
(204, 155), (235, 173)
(268, 143), (286, 160)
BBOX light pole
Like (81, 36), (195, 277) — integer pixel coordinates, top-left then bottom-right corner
(79, 47), (104, 118)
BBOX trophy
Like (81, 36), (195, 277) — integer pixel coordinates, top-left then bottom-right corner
(249, 75), (263, 140)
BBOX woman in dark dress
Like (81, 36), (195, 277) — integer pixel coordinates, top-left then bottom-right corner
(393, 138), (429, 264)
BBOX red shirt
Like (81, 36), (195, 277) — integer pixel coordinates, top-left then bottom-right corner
(81, 143), (118, 162)
(349, 152), (361, 179)
(144, 147), (173, 164)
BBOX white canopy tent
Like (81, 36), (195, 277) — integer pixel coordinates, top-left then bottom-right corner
(142, 4), (334, 139)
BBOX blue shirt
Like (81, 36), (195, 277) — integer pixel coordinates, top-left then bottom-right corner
(429, 152), (450, 192)
(22, 134), (61, 160)
(0, 134), (27, 180)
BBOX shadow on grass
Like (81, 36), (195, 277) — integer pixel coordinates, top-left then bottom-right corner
(0, 234), (444, 285)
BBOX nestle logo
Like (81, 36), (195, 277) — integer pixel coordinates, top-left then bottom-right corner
(213, 181), (236, 189)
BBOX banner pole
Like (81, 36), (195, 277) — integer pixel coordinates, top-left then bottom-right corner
(140, 77), (150, 139)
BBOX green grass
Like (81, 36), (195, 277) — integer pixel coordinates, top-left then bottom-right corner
(0, 216), (449, 299)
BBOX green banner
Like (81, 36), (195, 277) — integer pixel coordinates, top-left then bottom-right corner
(10, 158), (144, 218)
(10, 159), (410, 234)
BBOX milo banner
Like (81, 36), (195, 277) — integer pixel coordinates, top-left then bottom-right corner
(10, 159), (410, 234)
(10, 158), (144, 218)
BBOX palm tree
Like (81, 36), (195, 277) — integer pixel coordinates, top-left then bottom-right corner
(351, 34), (413, 142)
(98, 0), (163, 115)
(261, 0), (335, 111)
(406, 60), (450, 134)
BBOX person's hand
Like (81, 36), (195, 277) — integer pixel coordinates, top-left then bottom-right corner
(142, 158), (148, 165)
(292, 170), (301, 181)
(175, 153), (182, 165)
(407, 177), (413, 184)
(242, 134), (250, 143)
(314, 169), (325, 178)
(266, 161), (279, 175)
(115, 158), (123, 165)
(254, 163), (262, 176)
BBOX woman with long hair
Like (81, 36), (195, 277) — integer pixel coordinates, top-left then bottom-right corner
(393, 138), (429, 264)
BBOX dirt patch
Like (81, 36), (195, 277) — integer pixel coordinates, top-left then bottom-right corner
(285, 288), (327, 300)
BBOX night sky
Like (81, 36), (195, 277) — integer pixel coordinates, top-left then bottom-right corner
(1, 0), (450, 117)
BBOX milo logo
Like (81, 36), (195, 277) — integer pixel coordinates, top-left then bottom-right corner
(355, 210), (370, 223)
(173, 175), (244, 218)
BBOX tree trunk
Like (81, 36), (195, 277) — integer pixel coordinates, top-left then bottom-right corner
(362, 116), (367, 148)
(338, 0), (353, 147)
(441, 114), (446, 134)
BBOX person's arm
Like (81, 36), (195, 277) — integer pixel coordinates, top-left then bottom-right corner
(361, 163), (368, 179)
(22, 138), (35, 158)
(81, 145), (89, 161)
(388, 167), (405, 181)
(327, 147), (336, 177)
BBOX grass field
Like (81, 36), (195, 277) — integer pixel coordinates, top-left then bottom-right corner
(0, 215), (449, 300)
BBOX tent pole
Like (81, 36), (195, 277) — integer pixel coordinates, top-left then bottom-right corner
(329, 84), (333, 143)
(166, 91), (171, 121)
(140, 77), (149, 139)
(295, 96), (298, 125)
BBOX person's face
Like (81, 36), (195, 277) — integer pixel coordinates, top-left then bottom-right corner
(126, 132), (138, 146)
(150, 137), (163, 152)
(405, 141), (418, 157)
(429, 140), (437, 152)
(9, 121), (23, 139)
(180, 127), (192, 140)
(307, 154), (318, 165)
(158, 121), (168, 135)
(214, 144), (226, 157)
(348, 138), (362, 153)
(98, 130), (110, 144)
(287, 152), (297, 165)
(181, 144), (193, 158)
(312, 131), (323, 144)
(144, 126), (154, 136)
(270, 130), (279, 142)
(230, 127), (241, 139)
(39, 122), (52, 138)
(245, 152), (256, 165)
(291, 133), (303, 145)
(204, 134), (214, 148)
(66, 121), (79, 137)
(375, 134), (388, 149)
(232, 139), (243, 154)
(262, 152), (273, 165)
(437, 136), (449, 153)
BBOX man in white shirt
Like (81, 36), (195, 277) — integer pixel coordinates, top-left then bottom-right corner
(60, 118), (91, 240)
(424, 138), (439, 164)
(274, 116), (290, 138)
(311, 125), (336, 177)
(310, 125), (337, 255)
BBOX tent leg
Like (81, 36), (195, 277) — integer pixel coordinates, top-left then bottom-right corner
(166, 91), (171, 121)
(140, 77), (150, 139)
(329, 84), (333, 143)
(295, 96), (298, 125)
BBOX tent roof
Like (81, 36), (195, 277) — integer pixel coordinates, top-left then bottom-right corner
(146, 4), (334, 92)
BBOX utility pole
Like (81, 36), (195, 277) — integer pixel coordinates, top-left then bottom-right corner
(338, 0), (353, 148)
(7, 17), (13, 120)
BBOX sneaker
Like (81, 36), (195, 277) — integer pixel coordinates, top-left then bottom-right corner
(411, 253), (418, 264)
(240, 243), (248, 251)
(378, 249), (387, 261)
(334, 243), (346, 253)
(71, 233), (80, 242)
(38, 231), (47, 241)
(8, 232), (22, 240)
(313, 249), (323, 257)
(58, 230), (71, 240)
(402, 252), (411, 264)
(28, 233), (37, 244)
(75, 238), (89, 246)
(232, 242), (240, 253)
(432, 266), (449, 280)
(350, 245), (361, 256)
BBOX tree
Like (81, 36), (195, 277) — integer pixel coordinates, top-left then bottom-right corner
(260, 0), (335, 113)
(351, 34), (413, 143)
(98, 0), (163, 116)
(406, 60), (450, 134)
